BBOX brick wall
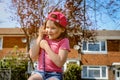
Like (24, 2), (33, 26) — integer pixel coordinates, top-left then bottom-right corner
(107, 40), (120, 52)
(3, 37), (26, 48)
(0, 36), (26, 58)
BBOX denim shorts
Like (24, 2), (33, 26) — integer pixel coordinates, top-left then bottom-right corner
(32, 70), (63, 80)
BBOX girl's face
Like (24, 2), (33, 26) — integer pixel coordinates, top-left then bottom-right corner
(45, 20), (65, 40)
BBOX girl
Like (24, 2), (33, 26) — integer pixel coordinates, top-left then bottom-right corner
(28, 11), (70, 80)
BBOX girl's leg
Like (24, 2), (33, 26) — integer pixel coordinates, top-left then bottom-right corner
(47, 77), (60, 80)
(28, 74), (43, 80)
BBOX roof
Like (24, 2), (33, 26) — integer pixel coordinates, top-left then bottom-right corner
(96, 30), (120, 39)
(0, 28), (24, 35)
(97, 30), (120, 36)
(0, 28), (119, 36)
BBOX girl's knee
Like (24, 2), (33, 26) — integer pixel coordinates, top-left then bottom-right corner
(28, 74), (43, 80)
(48, 77), (60, 80)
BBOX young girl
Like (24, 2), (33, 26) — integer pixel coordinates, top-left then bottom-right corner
(28, 11), (70, 80)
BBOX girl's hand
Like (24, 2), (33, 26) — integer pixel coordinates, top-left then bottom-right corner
(40, 39), (49, 50)
(38, 26), (47, 39)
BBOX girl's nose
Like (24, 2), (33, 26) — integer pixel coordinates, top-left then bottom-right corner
(46, 28), (52, 32)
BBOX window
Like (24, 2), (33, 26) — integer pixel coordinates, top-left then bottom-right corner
(81, 66), (108, 79)
(0, 37), (3, 50)
(82, 41), (107, 53)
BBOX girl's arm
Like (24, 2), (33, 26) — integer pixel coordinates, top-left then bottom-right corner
(29, 26), (46, 59)
(40, 40), (68, 67)
(29, 37), (42, 59)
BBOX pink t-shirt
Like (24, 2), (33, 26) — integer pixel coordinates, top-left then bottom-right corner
(37, 37), (70, 72)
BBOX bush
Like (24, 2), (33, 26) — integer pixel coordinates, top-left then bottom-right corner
(0, 54), (28, 80)
(0, 46), (29, 80)
(63, 64), (81, 80)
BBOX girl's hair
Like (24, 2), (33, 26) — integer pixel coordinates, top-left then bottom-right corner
(44, 14), (68, 39)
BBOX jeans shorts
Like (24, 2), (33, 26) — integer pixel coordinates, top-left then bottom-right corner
(32, 70), (63, 80)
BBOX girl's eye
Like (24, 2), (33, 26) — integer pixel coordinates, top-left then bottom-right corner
(46, 26), (56, 30)
(46, 26), (49, 29)
(51, 27), (56, 29)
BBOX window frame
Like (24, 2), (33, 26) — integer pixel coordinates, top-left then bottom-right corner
(0, 37), (3, 50)
(82, 40), (107, 54)
(81, 65), (108, 79)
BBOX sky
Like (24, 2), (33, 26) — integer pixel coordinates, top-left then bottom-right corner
(0, 0), (120, 30)
(0, 0), (20, 28)
(86, 0), (120, 30)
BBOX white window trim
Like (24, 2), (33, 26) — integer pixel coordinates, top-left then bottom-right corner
(81, 40), (107, 54)
(0, 37), (3, 50)
(63, 59), (80, 71)
(115, 70), (120, 80)
(81, 65), (108, 79)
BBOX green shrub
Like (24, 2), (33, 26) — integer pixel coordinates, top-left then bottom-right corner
(0, 55), (28, 80)
(0, 46), (29, 80)
(63, 63), (81, 80)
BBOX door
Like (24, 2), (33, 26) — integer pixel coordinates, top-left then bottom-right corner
(115, 70), (120, 80)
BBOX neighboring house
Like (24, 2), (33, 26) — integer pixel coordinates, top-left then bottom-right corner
(0, 28), (79, 72)
(1, 28), (120, 80)
(81, 30), (120, 80)
(0, 28), (26, 58)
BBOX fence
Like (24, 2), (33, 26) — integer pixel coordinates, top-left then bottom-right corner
(0, 68), (11, 80)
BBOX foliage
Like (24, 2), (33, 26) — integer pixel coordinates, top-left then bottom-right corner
(12, 0), (61, 37)
(0, 55), (28, 70)
(86, 0), (120, 30)
(0, 46), (29, 80)
(63, 63), (81, 80)
(10, 0), (120, 48)
(11, 0), (97, 51)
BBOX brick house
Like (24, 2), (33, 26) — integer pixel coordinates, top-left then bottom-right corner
(0, 28), (26, 58)
(80, 30), (120, 80)
(1, 28), (120, 80)
(0, 28), (79, 71)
